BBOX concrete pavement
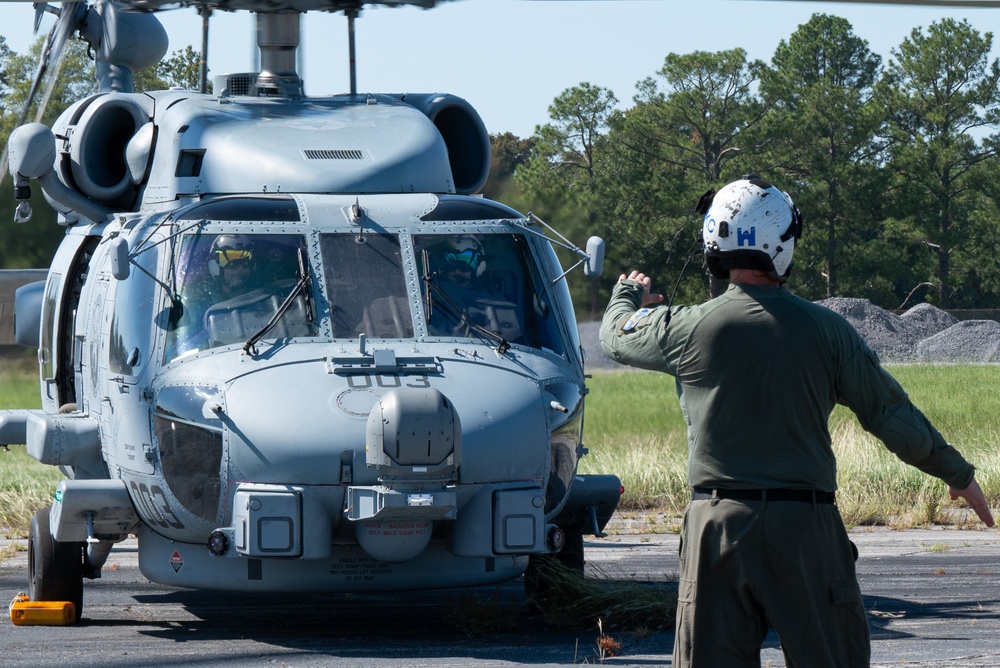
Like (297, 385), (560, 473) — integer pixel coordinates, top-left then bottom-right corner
(1, 521), (998, 666)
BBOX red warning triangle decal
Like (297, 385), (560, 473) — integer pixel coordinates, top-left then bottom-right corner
(169, 549), (184, 573)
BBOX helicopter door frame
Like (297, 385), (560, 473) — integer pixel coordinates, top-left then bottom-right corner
(40, 234), (100, 413)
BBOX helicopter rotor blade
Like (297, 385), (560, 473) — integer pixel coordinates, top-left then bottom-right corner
(1, 1), (86, 185)
(33, 42), (69, 125)
(764, 0), (1000, 5)
(106, 0), (1000, 9)
(23, 2), (84, 126)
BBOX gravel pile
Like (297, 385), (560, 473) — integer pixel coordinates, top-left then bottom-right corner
(915, 320), (1000, 364)
(580, 297), (1000, 368)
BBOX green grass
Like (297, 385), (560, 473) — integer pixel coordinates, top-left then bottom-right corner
(581, 365), (1000, 528)
(0, 351), (42, 408)
(2, 359), (998, 531)
(0, 353), (63, 534)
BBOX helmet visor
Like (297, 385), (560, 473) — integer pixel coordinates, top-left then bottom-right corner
(215, 248), (252, 268)
(445, 248), (483, 273)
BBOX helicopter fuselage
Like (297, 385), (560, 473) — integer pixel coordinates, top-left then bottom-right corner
(3, 85), (619, 594)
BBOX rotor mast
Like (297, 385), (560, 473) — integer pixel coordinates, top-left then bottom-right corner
(255, 12), (303, 96)
(252, 7), (362, 97)
(200, 6), (211, 94)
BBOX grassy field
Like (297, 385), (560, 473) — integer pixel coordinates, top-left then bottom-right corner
(0, 353), (65, 533)
(1, 359), (997, 532)
(580, 365), (1000, 528)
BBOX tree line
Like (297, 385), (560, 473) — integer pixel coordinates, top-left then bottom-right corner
(4, 14), (1000, 318)
(489, 14), (1000, 318)
(0, 36), (203, 268)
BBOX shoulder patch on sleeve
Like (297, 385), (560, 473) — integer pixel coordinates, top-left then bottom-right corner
(622, 308), (654, 332)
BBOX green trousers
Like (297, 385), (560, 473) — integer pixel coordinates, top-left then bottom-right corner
(673, 496), (871, 667)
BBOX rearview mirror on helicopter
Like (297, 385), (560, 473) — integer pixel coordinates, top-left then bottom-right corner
(0, 0), (618, 623)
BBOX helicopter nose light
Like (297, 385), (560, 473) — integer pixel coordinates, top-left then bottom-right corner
(207, 530), (229, 556)
(546, 526), (566, 552)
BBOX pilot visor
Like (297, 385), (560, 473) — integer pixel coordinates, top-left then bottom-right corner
(215, 249), (252, 268)
(445, 249), (483, 272)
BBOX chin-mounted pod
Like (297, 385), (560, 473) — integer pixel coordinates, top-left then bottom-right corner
(7, 123), (57, 224)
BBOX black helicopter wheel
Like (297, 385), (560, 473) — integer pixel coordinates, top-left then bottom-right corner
(29, 506), (84, 623)
(556, 529), (585, 573)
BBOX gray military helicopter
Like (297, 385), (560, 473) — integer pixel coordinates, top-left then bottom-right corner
(0, 0), (619, 623)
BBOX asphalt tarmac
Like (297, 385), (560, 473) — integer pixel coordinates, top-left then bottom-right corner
(2, 523), (999, 667)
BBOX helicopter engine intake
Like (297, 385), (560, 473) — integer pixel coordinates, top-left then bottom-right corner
(61, 94), (153, 205)
(393, 93), (491, 196)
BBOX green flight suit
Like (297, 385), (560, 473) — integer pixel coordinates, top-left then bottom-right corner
(600, 279), (976, 667)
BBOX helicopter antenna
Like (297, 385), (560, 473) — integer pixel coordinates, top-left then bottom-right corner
(347, 8), (358, 95)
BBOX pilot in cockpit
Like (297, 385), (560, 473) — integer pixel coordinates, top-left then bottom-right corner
(208, 234), (257, 301)
(427, 235), (524, 342)
(438, 235), (488, 293)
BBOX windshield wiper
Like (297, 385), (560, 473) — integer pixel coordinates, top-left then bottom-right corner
(421, 272), (510, 355)
(244, 247), (314, 355)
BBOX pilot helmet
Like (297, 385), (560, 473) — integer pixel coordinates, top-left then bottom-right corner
(700, 175), (802, 284)
(209, 234), (254, 277)
(444, 235), (487, 278)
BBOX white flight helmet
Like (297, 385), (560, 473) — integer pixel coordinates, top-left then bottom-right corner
(698, 175), (802, 284)
(444, 235), (487, 278)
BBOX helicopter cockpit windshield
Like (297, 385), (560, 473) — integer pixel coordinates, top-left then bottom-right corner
(163, 224), (568, 359)
(165, 232), (318, 360)
(414, 233), (565, 354)
(320, 229), (566, 353)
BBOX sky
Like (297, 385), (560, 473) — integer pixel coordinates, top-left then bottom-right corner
(4, 0), (1000, 137)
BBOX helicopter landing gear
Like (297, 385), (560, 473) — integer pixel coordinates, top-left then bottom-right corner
(29, 506), (84, 623)
(523, 528), (585, 610)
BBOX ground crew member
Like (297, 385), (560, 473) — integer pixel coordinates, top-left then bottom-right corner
(599, 175), (994, 667)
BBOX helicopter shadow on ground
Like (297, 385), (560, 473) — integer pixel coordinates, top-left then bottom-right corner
(62, 588), (999, 666)
(122, 582), (646, 664)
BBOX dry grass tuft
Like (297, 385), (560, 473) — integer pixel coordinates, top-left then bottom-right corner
(447, 560), (675, 641)
(528, 559), (676, 632)
(594, 618), (623, 661)
(448, 588), (522, 636)
(0, 543), (19, 563)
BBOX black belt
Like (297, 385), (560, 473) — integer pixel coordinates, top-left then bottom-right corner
(692, 487), (835, 504)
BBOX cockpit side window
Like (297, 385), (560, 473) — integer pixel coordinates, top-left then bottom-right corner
(110, 244), (158, 378)
(320, 233), (413, 339)
(164, 233), (317, 361)
(414, 233), (565, 355)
